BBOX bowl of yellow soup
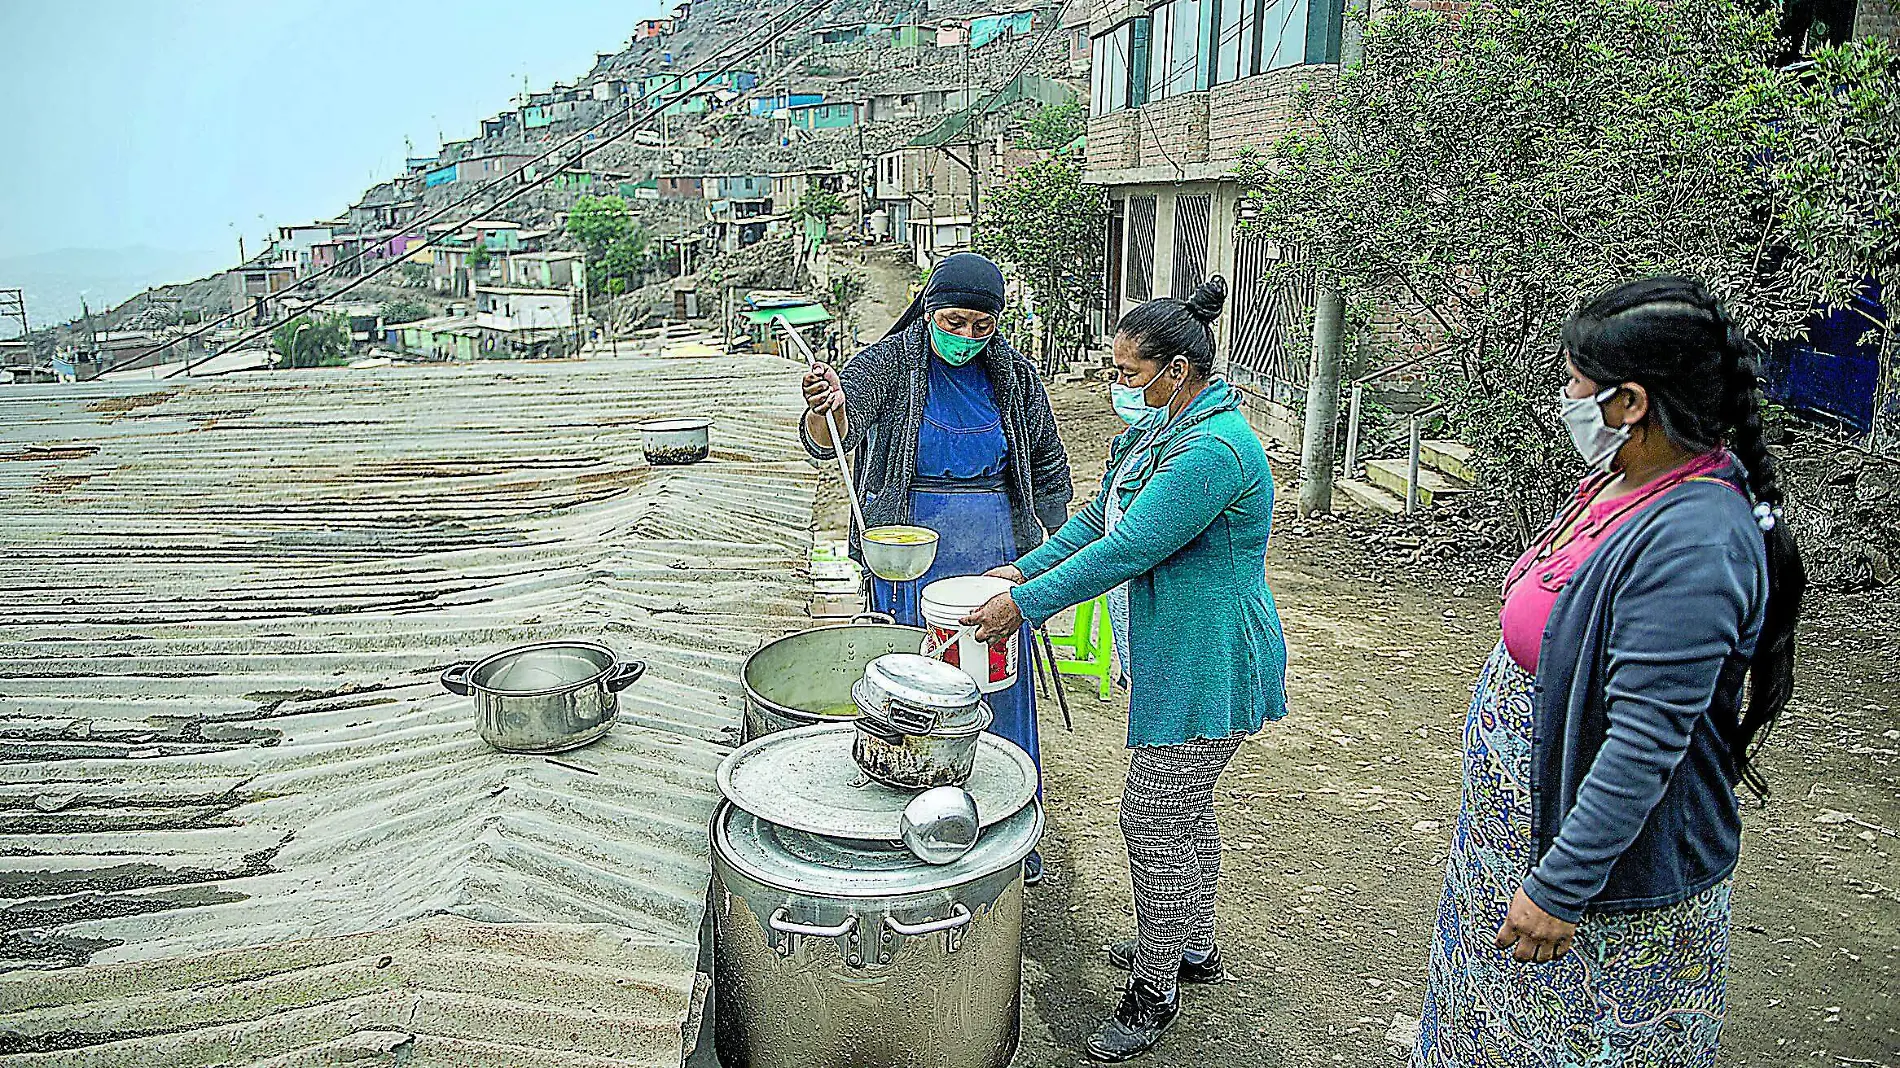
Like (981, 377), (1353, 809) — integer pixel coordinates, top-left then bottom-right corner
(861, 524), (940, 582)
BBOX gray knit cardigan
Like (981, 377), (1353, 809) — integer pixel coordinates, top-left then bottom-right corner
(800, 319), (1074, 555)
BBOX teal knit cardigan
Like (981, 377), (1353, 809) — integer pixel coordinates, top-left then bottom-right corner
(1011, 379), (1289, 747)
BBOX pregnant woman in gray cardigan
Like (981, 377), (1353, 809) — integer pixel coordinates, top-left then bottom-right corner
(1413, 277), (1808, 1068)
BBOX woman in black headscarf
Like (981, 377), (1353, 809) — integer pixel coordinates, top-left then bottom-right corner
(800, 252), (1073, 880)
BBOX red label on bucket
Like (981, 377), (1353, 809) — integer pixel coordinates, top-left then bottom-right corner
(930, 625), (960, 668)
(989, 637), (1010, 683)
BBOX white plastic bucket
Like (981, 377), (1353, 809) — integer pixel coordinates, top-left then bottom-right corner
(920, 576), (1019, 694)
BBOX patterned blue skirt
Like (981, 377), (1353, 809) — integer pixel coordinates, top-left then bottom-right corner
(1413, 643), (1732, 1067)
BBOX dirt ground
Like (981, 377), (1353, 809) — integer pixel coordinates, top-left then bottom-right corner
(809, 371), (1899, 1066)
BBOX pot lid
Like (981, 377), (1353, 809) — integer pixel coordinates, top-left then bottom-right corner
(470, 641), (615, 695)
(862, 653), (979, 711)
(715, 798), (1042, 898)
(717, 722), (1037, 840)
(850, 678), (987, 734)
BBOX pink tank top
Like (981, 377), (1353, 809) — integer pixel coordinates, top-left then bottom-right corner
(1500, 451), (1733, 673)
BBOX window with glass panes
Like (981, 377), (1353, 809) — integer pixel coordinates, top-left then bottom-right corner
(1088, 18), (1153, 116)
(1138, 0), (1344, 103)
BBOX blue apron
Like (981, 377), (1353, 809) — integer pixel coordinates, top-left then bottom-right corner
(868, 357), (1041, 778)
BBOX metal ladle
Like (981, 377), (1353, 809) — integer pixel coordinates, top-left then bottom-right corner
(783, 315), (939, 583)
(900, 785), (980, 865)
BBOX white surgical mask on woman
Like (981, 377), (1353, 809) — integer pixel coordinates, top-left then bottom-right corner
(1112, 359), (1187, 426)
(1558, 385), (1630, 472)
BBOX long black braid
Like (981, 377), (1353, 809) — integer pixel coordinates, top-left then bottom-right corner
(1563, 277), (1808, 797)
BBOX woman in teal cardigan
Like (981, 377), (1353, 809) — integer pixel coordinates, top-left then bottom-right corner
(964, 276), (1288, 1063)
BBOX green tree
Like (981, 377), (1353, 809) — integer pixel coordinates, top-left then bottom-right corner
(271, 313), (350, 370)
(566, 195), (636, 259)
(1233, 0), (1880, 541)
(1017, 97), (1085, 151)
(382, 298), (430, 325)
(790, 187), (848, 225)
(595, 230), (653, 293)
(975, 155), (1107, 374)
(567, 195), (653, 294)
(466, 241), (491, 271)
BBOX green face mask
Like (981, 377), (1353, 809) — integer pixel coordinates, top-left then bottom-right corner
(929, 320), (990, 366)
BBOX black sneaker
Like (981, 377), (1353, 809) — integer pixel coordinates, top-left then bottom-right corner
(1105, 939), (1224, 983)
(1023, 850), (1045, 886)
(1085, 976), (1180, 1062)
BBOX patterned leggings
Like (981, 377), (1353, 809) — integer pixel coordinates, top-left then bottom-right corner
(1120, 735), (1245, 990)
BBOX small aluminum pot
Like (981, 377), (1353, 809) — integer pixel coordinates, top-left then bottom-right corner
(441, 641), (646, 754)
(851, 703), (993, 789)
(639, 417), (712, 465)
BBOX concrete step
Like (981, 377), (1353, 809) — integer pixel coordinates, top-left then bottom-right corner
(1335, 478), (1406, 515)
(1365, 457), (1470, 509)
(1421, 439), (1478, 484)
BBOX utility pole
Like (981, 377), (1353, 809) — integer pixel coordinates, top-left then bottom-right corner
(1297, 0), (1370, 517)
(965, 40), (978, 234)
(0, 289), (26, 342)
(856, 123), (870, 237)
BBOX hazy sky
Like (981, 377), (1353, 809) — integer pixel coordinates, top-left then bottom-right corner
(0, 0), (665, 262)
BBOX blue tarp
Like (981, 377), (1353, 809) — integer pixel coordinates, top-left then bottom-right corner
(971, 10), (1035, 49)
(1763, 280), (1886, 433)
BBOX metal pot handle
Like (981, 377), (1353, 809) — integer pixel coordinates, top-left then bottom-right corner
(604, 660), (648, 692)
(883, 904), (971, 937)
(440, 662), (476, 696)
(851, 611), (896, 625)
(768, 909), (858, 938)
(855, 714), (904, 742)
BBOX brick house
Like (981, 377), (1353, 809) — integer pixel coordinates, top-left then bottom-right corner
(1084, 0), (1345, 399)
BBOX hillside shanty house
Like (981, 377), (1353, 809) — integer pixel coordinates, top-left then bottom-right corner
(810, 22), (872, 45)
(785, 100), (860, 131)
(508, 251), (583, 290)
(474, 287), (575, 332)
(658, 175), (709, 200)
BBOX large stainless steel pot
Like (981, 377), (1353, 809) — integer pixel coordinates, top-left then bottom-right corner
(741, 615), (925, 740)
(440, 641), (646, 753)
(710, 798), (1042, 1068)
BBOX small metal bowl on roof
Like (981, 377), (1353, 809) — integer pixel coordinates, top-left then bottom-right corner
(638, 417), (712, 465)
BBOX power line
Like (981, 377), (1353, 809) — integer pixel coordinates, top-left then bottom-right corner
(168, 0), (821, 375)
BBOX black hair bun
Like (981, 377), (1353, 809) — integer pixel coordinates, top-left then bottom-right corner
(1184, 276), (1227, 324)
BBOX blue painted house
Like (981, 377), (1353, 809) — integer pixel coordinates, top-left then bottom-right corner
(753, 93), (824, 116)
(787, 101), (859, 130)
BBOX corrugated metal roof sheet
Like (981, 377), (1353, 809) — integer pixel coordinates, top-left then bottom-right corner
(0, 353), (817, 1065)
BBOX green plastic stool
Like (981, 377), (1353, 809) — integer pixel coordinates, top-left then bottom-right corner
(1048, 594), (1115, 701)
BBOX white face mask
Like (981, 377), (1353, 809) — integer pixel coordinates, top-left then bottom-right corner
(1110, 360), (1186, 426)
(1558, 385), (1630, 473)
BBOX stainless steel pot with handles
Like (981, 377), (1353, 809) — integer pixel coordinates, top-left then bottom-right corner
(440, 640), (646, 753)
(740, 613), (927, 740)
(710, 799), (1042, 1068)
